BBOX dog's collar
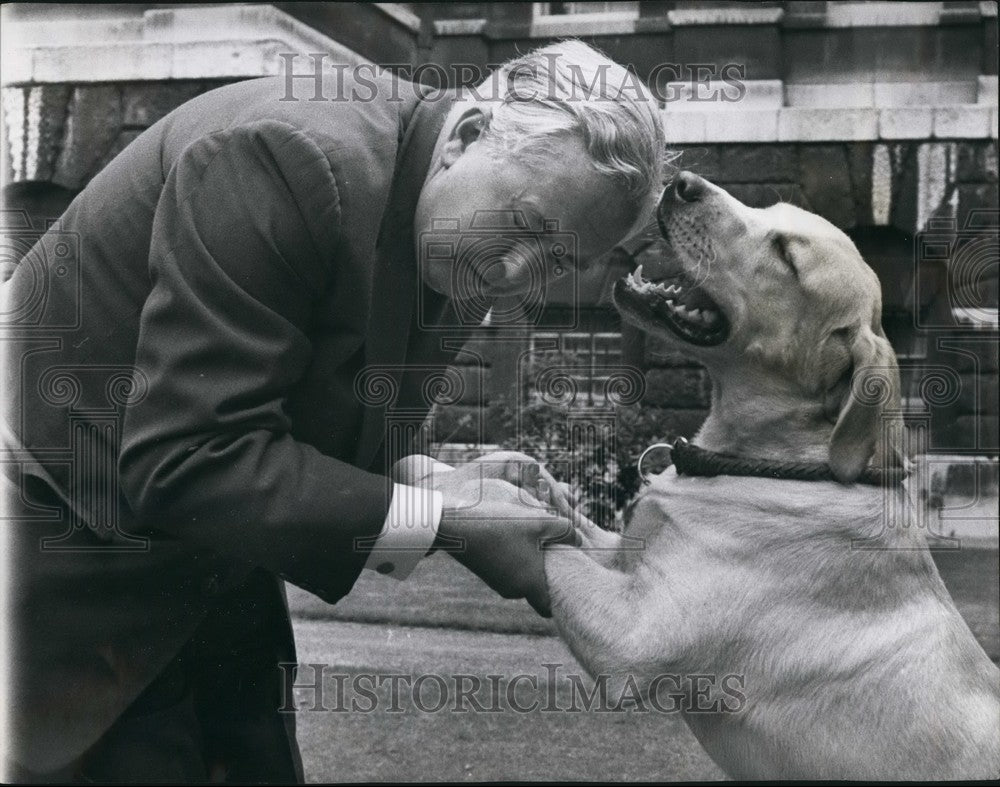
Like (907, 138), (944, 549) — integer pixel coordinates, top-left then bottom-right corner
(637, 437), (906, 487)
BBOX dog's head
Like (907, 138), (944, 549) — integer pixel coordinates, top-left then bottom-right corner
(613, 172), (902, 482)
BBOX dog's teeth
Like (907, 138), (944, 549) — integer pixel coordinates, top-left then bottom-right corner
(634, 264), (644, 283)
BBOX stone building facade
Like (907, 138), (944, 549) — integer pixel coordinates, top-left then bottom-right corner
(2, 2), (997, 498)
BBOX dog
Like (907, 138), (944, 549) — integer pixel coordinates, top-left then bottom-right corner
(544, 171), (1000, 780)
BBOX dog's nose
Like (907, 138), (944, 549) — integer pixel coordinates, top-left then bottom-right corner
(674, 171), (708, 202)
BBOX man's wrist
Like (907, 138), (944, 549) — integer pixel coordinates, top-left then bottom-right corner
(363, 483), (443, 579)
(391, 455), (455, 487)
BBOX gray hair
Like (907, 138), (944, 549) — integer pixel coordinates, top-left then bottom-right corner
(484, 40), (666, 225)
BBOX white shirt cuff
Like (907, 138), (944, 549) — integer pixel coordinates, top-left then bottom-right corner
(363, 483), (443, 580)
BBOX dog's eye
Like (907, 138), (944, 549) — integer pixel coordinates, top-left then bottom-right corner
(772, 236), (799, 278)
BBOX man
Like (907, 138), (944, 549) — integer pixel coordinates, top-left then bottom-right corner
(1, 40), (665, 782)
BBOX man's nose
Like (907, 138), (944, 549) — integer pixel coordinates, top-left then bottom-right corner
(674, 171), (708, 203)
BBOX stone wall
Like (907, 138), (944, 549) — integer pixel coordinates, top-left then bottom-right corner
(432, 136), (998, 453)
(3, 2), (997, 467)
(2, 81), (229, 189)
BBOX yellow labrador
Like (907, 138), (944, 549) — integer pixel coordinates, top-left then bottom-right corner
(544, 172), (1000, 780)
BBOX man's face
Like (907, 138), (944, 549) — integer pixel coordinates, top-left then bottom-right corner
(414, 124), (637, 306)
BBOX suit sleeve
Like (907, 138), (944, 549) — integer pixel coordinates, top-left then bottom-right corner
(118, 120), (386, 602)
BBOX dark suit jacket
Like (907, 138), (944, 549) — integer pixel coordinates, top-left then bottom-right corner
(3, 72), (464, 772)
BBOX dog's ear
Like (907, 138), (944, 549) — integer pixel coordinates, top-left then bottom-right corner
(818, 328), (853, 423)
(828, 326), (902, 483)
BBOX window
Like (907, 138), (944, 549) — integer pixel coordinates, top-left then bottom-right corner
(533, 2), (639, 17)
(529, 331), (624, 407)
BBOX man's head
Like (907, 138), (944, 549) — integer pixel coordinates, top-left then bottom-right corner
(415, 40), (665, 312)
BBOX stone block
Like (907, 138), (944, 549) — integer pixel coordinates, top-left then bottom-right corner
(88, 130), (143, 179)
(664, 79), (783, 111)
(672, 24), (781, 80)
(953, 372), (1000, 416)
(2, 46), (33, 84)
(778, 108), (878, 142)
(18, 84), (71, 182)
(33, 43), (173, 82)
(53, 85), (121, 190)
(879, 108), (934, 140)
(979, 75), (999, 105)
(847, 143), (876, 225)
(954, 414), (999, 451)
(799, 145), (857, 229)
(716, 144), (797, 183)
(785, 82), (874, 108)
(933, 338), (1000, 374)
(669, 146), (721, 180)
(719, 183), (811, 210)
(873, 81), (978, 108)
(957, 142), (999, 183)
(662, 110), (706, 144)
(934, 106), (992, 139)
(170, 41), (277, 80)
(703, 111), (779, 143)
(958, 184), (1000, 227)
(122, 82), (204, 127)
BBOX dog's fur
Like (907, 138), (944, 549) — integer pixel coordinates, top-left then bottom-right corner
(544, 173), (1000, 780)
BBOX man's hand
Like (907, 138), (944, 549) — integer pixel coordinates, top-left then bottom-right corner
(443, 451), (583, 521)
(431, 472), (580, 617)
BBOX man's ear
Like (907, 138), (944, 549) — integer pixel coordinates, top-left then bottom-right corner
(828, 326), (902, 483)
(440, 109), (489, 168)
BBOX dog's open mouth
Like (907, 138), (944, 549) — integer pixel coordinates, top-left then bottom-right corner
(613, 265), (730, 347)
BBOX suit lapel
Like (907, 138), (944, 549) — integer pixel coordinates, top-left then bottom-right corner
(355, 88), (458, 471)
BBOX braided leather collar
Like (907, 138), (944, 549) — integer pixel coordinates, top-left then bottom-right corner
(638, 437), (906, 487)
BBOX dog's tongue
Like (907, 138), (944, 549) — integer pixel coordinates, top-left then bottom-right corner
(634, 246), (684, 282)
(672, 281), (718, 312)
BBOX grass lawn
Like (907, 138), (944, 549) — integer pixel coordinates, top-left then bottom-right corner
(290, 619), (724, 782)
(287, 547), (998, 659)
(287, 552), (555, 636)
(287, 544), (997, 782)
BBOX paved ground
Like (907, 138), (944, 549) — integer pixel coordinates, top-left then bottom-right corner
(287, 544), (997, 782)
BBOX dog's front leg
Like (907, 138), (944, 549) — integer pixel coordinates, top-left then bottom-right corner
(544, 545), (672, 689)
